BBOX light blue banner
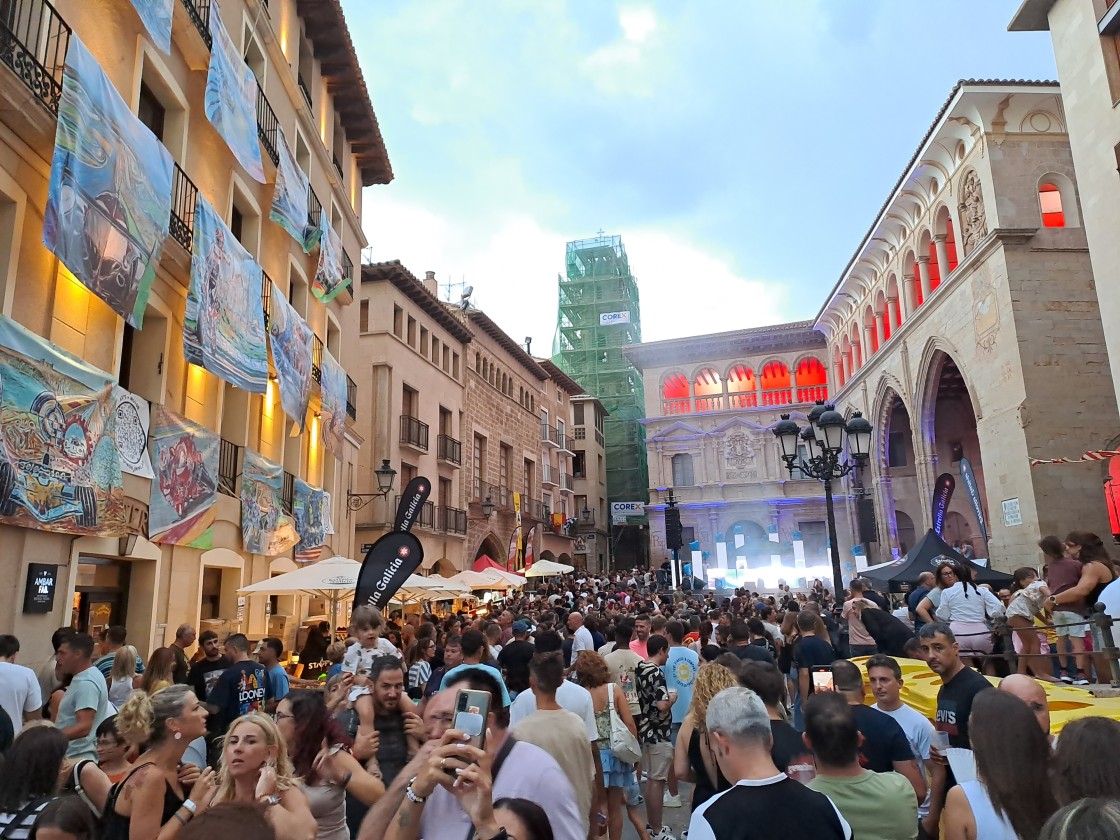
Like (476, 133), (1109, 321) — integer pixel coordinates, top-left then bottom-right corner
(320, 350), (347, 459)
(205, 3), (265, 183)
(267, 281), (313, 430)
(129, 0), (173, 53)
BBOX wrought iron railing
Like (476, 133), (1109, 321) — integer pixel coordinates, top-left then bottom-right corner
(559, 472), (572, 492)
(311, 335), (323, 384)
(346, 376), (356, 419)
(297, 73), (312, 109)
(523, 497), (549, 522)
(438, 506), (468, 535)
(260, 274), (272, 325)
(436, 434), (462, 465)
(281, 470), (295, 514)
(170, 163), (198, 251)
(218, 438), (240, 497)
(181, 0), (212, 49)
(395, 495), (435, 529)
(307, 185), (322, 228)
(342, 251), (353, 281)
(332, 153), (343, 179)
(0, 0), (70, 115)
(541, 465), (557, 486)
(400, 415), (429, 450)
(256, 83), (280, 166)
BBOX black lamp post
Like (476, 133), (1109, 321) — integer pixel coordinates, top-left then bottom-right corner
(773, 402), (873, 594)
(346, 459), (398, 512)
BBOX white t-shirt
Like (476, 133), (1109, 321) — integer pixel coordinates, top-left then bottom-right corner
(571, 626), (594, 657)
(0, 662), (42, 732)
(509, 680), (598, 742)
(872, 701), (935, 818)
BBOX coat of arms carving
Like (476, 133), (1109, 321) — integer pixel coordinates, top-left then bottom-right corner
(725, 432), (756, 472)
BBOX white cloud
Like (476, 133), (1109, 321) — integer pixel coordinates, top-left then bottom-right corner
(619, 7), (658, 43)
(580, 5), (665, 98)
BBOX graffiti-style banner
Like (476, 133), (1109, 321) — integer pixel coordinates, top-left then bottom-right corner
(185, 195), (268, 392)
(269, 125), (317, 252)
(241, 450), (298, 556)
(205, 2), (265, 183)
(0, 316), (125, 536)
(112, 387), (153, 479)
(293, 478), (332, 562)
(129, 0), (173, 53)
(43, 36), (172, 328)
(267, 281), (313, 431)
(319, 350), (347, 459)
(312, 219), (348, 303)
(148, 406), (219, 544)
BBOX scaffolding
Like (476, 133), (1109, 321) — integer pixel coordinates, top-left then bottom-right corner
(553, 235), (650, 513)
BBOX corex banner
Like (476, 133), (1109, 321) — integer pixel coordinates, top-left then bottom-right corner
(355, 478), (430, 609)
(241, 450), (298, 556)
(931, 473), (956, 536)
(148, 406), (219, 545)
(0, 315), (126, 536)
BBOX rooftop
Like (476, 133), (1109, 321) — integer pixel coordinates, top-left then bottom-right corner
(537, 358), (587, 395)
(465, 310), (549, 381)
(360, 261), (473, 342)
(623, 321), (825, 370)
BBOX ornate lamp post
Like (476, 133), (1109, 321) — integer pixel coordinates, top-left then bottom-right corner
(773, 402), (873, 593)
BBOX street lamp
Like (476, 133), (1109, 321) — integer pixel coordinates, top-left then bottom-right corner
(481, 495), (495, 518)
(773, 402), (873, 594)
(346, 459), (398, 512)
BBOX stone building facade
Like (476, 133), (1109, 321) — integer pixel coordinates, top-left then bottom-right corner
(538, 360), (581, 566)
(625, 325), (859, 589)
(815, 81), (1117, 569)
(0, 0), (386, 660)
(570, 395), (610, 573)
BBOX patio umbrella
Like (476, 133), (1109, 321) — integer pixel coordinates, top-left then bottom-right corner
(239, 555), (359, 628)
(448, 570), (514, 590)
(523, 559), (575, 578)
(485, 569), (527, 588)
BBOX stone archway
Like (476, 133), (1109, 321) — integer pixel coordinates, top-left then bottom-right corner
(726, 520), (770, 570)
(473, 535), (504, 565)
(877, 389), (921, 555)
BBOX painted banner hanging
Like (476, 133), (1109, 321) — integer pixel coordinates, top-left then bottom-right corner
(128, 0), (173, 53)
(312, 219), (348, 303)
(205, 2), (265, 183)
(185, 195), (268, 392)
(148, 406), (219, 544)
(267, 281), (313, 431)
(319, 349), (347, 459)
(269, 126), (316, 251)
(293, 478), (332, 563)
(0, 315), (125, 536)
(523, 525), (537, 570)
(43, 36), (173, 329)
(112, 387), (153, 479)
(508, 491), (523, 571)
(241, 450), (298, 556)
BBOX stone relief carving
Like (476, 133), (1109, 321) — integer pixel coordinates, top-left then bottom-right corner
(972, 262), (1000, 354)
(958, 170), (988, 255)
(724, 431), (758, 480)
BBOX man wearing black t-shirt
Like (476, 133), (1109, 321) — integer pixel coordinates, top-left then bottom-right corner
(497, 621), (535, 696)
(794, 612), (836, 703)
(208, 634), (270, 738)
(738, 661), (814, 778)
(728, 622), (776, 665)
(920, 623), (992, 749)
(189, 630), (230, 703)
(687, 686), (852, 840)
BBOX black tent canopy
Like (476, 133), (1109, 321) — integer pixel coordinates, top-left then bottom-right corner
(861, 529), (1013, 593)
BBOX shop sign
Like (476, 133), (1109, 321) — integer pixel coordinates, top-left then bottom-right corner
(23, 563), (58, 613)
(599, 311), (631, 326)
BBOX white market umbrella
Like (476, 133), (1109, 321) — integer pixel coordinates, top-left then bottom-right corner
(486, 569), (527, 588)
(448, 570), (513, 590)
(239, 555), (359, 628)
(524, 559), (575, 578)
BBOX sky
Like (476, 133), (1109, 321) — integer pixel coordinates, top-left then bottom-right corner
(341, 0), (1058, 349)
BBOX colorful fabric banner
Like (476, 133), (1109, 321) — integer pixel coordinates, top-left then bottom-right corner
(312, 219), (348, 303)
(523, 525), (537, 569)
(267, 281), (313, 430)
(1030, 449), (1120, 467)
(293, 478), (332, 563)
(0, 316), (125, 536)
(129, 0), (173, 53)
(43, 36), (172, 329)
(148, 406), (219, 545)
(269, 126), (316, 251)
(319, 350), (347, 459)
(112, 387), (154, 479)
(185, 195), (268, 392)
(205, 3), (265, 183)
(241, 450), (298, 556)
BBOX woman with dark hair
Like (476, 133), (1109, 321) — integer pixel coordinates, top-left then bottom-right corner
(0, 726), (70, 839)
(28, 795), (99, 840)
(272, 691), (384, 840)
(405, 639), (435, 701)
(1051, 716), (1120, 805)
(935, 560), (1004, 673)
(1053, 532), (1118, 682)
(942, 690), (1057, 840)
(140, 649), (177, 696)
(297, 626), (330, 682)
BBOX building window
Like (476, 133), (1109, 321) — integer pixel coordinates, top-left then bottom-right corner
(420, 326), (429, 356)
(407, 316), (416, 347)
(671, 453), (695, 486)
(887, 432), (908, 468)
(499, 445), (511, 495)
(137, 81), (165, 140)
(1039, 183), (1065, 228)
(393, 305), (403, 338)
(359, 300), (369, 333)
(402, 385), (417, 418)
(574, 402), (585, 425)
(453, 352), (460, 379)
(523, 458), (534, 497)
(572, 451), (586, 478)
(473, 434), (486, 500)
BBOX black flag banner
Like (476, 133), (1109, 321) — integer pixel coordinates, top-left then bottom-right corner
(354, 478), (430, 609)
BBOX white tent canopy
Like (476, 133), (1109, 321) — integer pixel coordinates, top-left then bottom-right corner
(524, 559), (575, 578)
(239, 555), (359, 627)
(448, 570), (514, 590)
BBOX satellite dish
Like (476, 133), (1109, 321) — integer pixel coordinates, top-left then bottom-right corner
(461, 286), (474, 299)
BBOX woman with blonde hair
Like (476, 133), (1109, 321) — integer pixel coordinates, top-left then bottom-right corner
(104, 684), (217, 840)
(672, 663), (737, 810)
(108, 645), (141, 709)
(211, 714), (316, 840)
(140, 649), (176, 696)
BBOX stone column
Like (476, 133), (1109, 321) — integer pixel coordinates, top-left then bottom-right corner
(917, 255), (932, 302)
(864, 324), (877, 359)
(887, 296), (900, 330)
(933, 234), (950, 283)
(902, 272), (916, 317)
(834, 360), (845, 388)
(875, 311), (886, 347)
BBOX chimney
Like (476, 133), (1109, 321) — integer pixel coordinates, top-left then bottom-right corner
(424, 270), (438, 297)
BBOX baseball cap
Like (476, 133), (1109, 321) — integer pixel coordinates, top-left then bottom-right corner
(512, 620), (531, 633)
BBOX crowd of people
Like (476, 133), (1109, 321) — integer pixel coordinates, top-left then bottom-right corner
(0, 530), (1118, 840)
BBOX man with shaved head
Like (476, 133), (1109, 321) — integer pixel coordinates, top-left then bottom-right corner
(999, 674), (1054, 746)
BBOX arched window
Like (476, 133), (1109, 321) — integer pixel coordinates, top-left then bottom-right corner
(1039, 183), (1065, 228)
(662, 372), (690, 415)
(795, 358), (828, 403)
(727, 364), (757, 409)
(671, 453), (695, 486)
(760, 361), (792, 406)
(693, 368), (723, 412)
(475, 353), (481, 373)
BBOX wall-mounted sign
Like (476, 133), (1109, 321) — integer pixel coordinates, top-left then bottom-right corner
(23, 563), (58, 614)
(599, 311), (631, 326)
(1002, 498), (1022, 527)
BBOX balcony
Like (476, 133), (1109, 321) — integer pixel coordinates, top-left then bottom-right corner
(475, 481), (511, 511)
(218, 438), (240, 497)
(281, 470), (295, 515)
(557, 430), (574, 456)
(521, 496), (549, 523)
(542, 465), (558, 489)
(438, 506), (468, 535)
(256, 84), (280, 167)
(342, 251), (353, 282)
(797, 385), (829, 403)
(436, 434), (462, 466)
(394, 495), (435, 529)
(346, 376), (356, 420)
(0, 0), (70, 119)
(181, 0), (212, 49)
(308, 185), (322, 229)
(541, 424), (558, 449)
(559, 472), (573, 494)
(400, 415), (429, 452)
(169, 164), (198, 251)
(333, 153), (344, 179)
(297, 72), (312, 110)
(576, 509), (596, 526)
(311, 335), (323, 384)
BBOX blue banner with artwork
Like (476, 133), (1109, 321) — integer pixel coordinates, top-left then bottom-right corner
(242, 450), (298, 556)
(129, 0), (173, 53)
(312, 219), (348, 303)
(205, 3), (265, 183)
(293, 478), (332, 562)
(185, 195), (268, 392)
(148, 406), (219, 545)
(0, 316), (125, 536)
(267, 281), (313, 430)
(269, 126), (316, 251)
(320, 349), (347, 459)
(43, 36), (172, 329)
